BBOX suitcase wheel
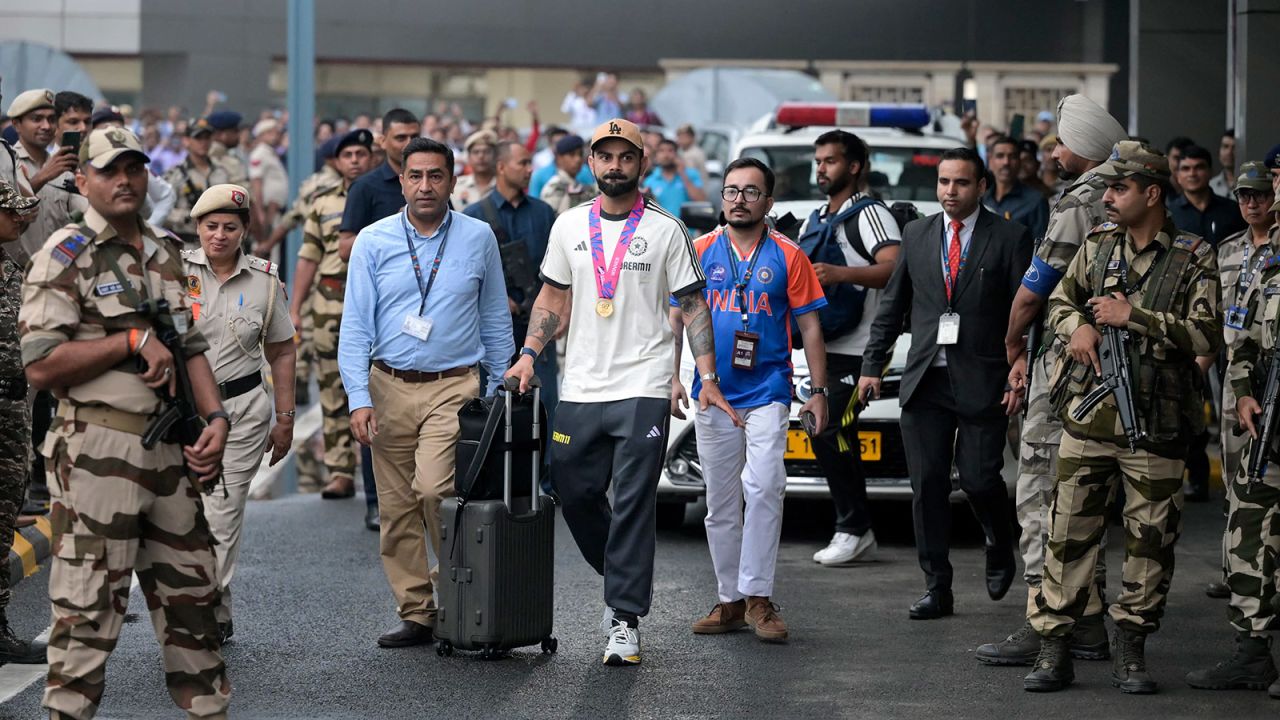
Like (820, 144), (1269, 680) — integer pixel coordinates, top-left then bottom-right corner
(437, 641), (453, 657)
(541, 637), (558, 655)
(480, 646), (503, 661)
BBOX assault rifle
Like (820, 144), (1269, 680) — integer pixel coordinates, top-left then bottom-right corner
(1070, 309), (1145, 452)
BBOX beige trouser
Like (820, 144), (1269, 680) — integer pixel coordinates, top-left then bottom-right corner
(204, 386), (271, 626)
(368, 365), (478, 625)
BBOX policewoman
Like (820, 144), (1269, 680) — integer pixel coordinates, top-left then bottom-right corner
(182, 184), (296, 642)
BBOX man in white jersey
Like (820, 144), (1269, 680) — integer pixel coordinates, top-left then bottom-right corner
(507, 118), (739, 667)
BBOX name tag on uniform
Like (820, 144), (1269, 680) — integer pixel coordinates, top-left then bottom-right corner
(172, 313), (188, 335)
(731, 331), (759, 371)
(401, 314), (433, 341)
(95, 281), (126, 296)
(937, 313), (960, 345)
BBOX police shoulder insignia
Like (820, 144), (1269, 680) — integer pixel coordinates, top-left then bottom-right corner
(1088, 221), (1117, 234)
(247, 256), (278, 276)
(50, 233), (89, 267)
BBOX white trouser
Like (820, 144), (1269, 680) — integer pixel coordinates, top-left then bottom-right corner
(694, 402), (789, 601)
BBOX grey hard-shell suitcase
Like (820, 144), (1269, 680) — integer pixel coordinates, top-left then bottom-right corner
(436, 378), (557, 659)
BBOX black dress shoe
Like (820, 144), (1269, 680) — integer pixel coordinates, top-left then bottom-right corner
(1205, 580), (1230, 599)
(218, 621), (234, 644)
(364, 505), (380, 531)
(909, 590), (954, 619)
(985, 544), (1016, 601)
(377, 620), (433, 648)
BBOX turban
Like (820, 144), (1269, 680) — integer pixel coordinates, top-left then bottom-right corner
(1055, 94), (1127, 163)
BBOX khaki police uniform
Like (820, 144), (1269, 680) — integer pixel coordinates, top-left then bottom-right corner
(182, 185), (294, 630)
(12, 140), (89, 264)
(20, 128), (229, 720)
(1032, 143), (1222, 640)
(301, 183), (356, 482)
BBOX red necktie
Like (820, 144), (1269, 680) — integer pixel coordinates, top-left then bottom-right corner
(946, 219), (963, 302)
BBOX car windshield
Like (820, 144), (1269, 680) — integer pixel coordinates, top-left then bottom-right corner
(739, 144), (944, 204)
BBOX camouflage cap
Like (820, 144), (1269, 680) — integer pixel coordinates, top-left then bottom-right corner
(1092, 140), (1170, 182)
(1234, 161), (1272, 193)
(0, 182), (38, 213)
(79, 127), (151, 169)
(5, 89), (54, 119)
(190, 183), (251, 219)
(186, 118), (214, 137)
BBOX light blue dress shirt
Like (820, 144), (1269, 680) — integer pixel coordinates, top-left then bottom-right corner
(339, 209), (515, 410)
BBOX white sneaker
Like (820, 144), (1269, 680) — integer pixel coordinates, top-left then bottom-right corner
(816, 530), (877, 566)
(602, 619), (641, 666)
(813, 532), (853, 562)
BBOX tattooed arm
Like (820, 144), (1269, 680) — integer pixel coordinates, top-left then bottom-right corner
(505, 283), (570, 391)
(669, 305), (689, 418)
(676, 290), (742, 426)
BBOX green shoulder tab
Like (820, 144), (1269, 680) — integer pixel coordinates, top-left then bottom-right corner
(246, 256), (279, 277)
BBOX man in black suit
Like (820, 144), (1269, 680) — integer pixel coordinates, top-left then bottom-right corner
(859, 147), (1032, 619)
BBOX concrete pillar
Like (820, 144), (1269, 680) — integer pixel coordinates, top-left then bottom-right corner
(1132, 0), (1228, 149)
(1233, 0), (1280, 162)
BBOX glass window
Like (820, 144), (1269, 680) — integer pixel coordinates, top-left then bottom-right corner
(739, 145), (944, 203)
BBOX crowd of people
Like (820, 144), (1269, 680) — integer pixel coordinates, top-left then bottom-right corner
(0, 68), (1278, 718)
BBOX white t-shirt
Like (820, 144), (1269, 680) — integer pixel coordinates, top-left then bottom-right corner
(797, 192), (902, 356)
(540, 198), (705, 403)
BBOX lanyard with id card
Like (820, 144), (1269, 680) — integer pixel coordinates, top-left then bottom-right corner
(1227, 244), (1271, 330)
(938, 225), (969, 346)
(401, 212), (450, 342)
(724, 229), (765, 371)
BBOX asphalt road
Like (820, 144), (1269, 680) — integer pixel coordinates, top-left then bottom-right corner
(0, 491), (1272, 719)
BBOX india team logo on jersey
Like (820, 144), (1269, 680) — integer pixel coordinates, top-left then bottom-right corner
(628, 237), (648, 256)
(756, 266), (774, 284)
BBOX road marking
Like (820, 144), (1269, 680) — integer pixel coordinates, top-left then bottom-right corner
(0, 568), (143, 705)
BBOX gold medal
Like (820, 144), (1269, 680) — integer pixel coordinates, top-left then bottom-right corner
(595, 298), (614, 317)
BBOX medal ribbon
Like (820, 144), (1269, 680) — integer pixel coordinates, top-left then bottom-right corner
(588, 195), (646, 302)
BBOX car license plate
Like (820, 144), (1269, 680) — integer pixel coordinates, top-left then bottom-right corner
(784, 430), (881, 461)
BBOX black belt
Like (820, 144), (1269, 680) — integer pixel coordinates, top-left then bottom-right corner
(0, 376), (26, 400)
(219, 373), (262, 400)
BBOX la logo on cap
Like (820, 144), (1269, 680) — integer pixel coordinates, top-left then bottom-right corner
(231, 190), (246, 206)
(609, 122), (622, 135)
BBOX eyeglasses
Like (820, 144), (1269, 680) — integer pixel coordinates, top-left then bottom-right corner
(721, 186), (766, 203)
(1237, 190), (1274, 205)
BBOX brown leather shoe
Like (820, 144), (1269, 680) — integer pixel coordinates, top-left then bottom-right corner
(745, 596), (788, 642)
(320, 475), (356, 499)
(691, 600), (746, 635)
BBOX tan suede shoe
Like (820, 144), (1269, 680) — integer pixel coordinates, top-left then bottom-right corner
(691, 600), (747, 635)
(745, 597), (788, 642)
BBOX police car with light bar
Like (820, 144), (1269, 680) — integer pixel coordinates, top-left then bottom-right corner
(657, 102), (1018, 528)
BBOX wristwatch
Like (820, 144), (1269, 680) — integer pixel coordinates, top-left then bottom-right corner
(810, 386), (828, 395)
(520, 346), (539, 360)
(701, 372), (720, 384)
(206, 410), (232, 427)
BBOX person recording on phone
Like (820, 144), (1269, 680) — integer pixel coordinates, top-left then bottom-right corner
(858, 147), (1031, 620)
(6, 89), (88, 263)
(670, 158), (828, 643)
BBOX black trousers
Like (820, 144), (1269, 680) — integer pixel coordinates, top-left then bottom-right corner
(811, 353), (872, 536)
(899, 367), (1012, 591)
(550, 397), (670, 620)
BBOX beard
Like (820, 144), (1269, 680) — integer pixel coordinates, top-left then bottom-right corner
(1054, 160), (1077, 182)
(726, 215), (760, 229)
(597, 174), (639, 198)
(820, 173), (851, 197)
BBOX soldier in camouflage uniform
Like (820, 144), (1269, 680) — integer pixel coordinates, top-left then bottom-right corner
(980, 94), (1128, 666)
(1202, 162), (1275, 601)
(0, 183), (47, 664)
(207, 111), (249, 187)
(539, 134), (598, 214)
(21, 128), (231, 719)
(163, 119), (232, 244)
(1185, 183), (1280, 699)
(1023, 141), (1222, 694)
(291, 129), (373, 500)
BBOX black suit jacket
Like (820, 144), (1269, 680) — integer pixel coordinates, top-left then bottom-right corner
(862, 207), (1032, 417)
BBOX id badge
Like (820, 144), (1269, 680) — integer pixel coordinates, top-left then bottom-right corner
(937, 312), (960, 345)
(1225, 304), (1248, 330)
(732, 331), (759, 371)
(401, 314), (434, 341)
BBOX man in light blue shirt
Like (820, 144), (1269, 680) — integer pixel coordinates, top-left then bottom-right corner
(644, 138), (706, 212)
(338, 137), (513, 650)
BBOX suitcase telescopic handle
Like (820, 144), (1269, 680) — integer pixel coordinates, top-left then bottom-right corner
(500, 376), (543, 513)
